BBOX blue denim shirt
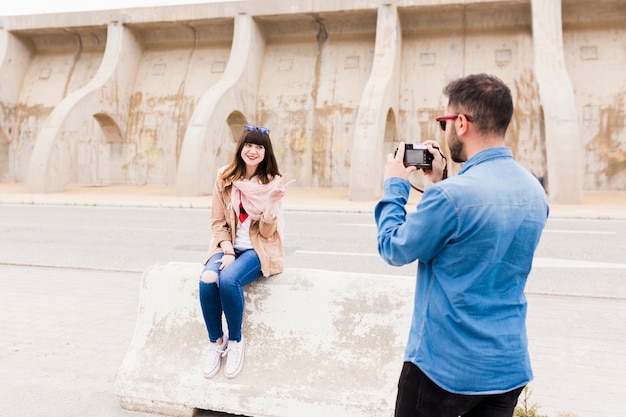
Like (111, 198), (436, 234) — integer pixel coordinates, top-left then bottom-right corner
(375, 147), (549, 394)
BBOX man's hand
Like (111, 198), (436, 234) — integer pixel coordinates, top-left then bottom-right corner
(421, 140), (447, 183)
(384, 142), (417, 181)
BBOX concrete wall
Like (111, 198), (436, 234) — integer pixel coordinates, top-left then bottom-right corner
(1, 0), (624, 202)
(397, 2), (543, 189)
(561, 0), (626, 191)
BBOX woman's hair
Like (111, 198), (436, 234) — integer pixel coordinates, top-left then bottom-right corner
(220, 127), (281, 184)
(444, 73), (513, 137)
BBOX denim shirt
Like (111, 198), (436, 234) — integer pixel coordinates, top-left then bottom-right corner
(375, 147), (549, 394)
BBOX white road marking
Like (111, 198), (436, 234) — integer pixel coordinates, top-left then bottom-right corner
(296, 250), (379, 257)
(532, 258), (626, 269)
(543, 229), (615, 235)
(339, 225), (616, 235)
(295, 250), (626, 269)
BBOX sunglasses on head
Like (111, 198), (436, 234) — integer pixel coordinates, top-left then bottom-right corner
(245, 125), (270, 135)
(435, 114), (474, 131)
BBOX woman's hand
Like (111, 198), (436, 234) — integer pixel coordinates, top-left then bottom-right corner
(269, 174), (296, 203)
(264, 174), (295, 221)
(216, 253), (236, 271)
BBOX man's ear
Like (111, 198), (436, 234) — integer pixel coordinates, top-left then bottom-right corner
(456, 114), (471, 136)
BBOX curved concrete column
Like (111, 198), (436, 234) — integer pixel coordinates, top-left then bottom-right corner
(0, 29), (33, 181)
(176, 13), (265, 197)
(349, 3), (401, 201)
(24, 20), (141, 193)
(531, 0), (582, 204)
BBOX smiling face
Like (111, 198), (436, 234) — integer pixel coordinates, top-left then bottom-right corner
(223, 127), (280, 184)
(241, 142), (266, 177)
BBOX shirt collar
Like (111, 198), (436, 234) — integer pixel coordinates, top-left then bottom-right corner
(458, 147), (513, 175)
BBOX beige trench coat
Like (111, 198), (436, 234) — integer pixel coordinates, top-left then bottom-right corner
(204, 176), (285, 277)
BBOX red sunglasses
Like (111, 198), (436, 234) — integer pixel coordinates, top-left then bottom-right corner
(436, 114), (474, 131)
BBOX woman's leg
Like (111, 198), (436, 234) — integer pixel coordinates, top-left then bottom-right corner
(199, 253), (225, 342)
(218, 248), (262, 342)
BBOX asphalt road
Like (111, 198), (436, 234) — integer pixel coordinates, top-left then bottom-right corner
(1, 205), (625, 297)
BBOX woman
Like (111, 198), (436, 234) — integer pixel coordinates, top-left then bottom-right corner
(199, 124), (293, 379)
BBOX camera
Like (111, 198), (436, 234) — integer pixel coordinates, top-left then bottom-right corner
(395, 143), (434, 168)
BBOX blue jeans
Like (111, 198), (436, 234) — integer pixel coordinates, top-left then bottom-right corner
(198, 249), (262, 343)
(395, 362), (524, 417)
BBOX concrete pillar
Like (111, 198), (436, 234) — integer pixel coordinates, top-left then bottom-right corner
(24, 20), (141, 193)
(349, 2), (401, 201)
(176, 13), (265, 197)
(531, 0), (583, 204)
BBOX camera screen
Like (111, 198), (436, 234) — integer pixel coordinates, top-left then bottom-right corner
(405, 149), (426, 165)
(404, 145), (432, 168)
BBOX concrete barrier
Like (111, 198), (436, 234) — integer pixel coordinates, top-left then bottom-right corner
(115, 262), (414, 417)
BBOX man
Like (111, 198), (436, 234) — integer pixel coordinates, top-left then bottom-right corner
(375, 73), (549, 417)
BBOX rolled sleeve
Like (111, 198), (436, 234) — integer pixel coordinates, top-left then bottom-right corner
(375, 178), (456, 266)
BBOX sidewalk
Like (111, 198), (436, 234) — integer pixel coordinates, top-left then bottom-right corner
(0, 183), (625, 218)
(0, 266), (159, 417)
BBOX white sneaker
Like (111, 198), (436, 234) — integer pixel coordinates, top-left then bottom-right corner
(202, 338), (227, 378)
(223, 336), (245, 379)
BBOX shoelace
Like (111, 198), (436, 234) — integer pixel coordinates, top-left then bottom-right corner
(208, 343), (226, 357)
(223, 343), (241, 359)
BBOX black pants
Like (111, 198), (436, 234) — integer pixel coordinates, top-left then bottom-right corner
(395, 362), (524, 417)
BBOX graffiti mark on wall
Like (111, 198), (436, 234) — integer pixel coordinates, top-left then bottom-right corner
(585, 97), (626, 189)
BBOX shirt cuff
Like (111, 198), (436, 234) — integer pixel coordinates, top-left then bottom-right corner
(383, 177), (410, 199)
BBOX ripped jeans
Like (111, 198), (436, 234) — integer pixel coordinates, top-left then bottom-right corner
(198, 249), (262, 343)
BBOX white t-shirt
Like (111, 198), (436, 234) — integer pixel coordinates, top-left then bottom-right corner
(234, 216), (253, 250)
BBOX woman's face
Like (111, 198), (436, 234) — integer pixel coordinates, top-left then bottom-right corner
(241, 142), (265, 170)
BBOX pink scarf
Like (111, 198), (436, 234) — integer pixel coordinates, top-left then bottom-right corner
(230, 176), (285, 238)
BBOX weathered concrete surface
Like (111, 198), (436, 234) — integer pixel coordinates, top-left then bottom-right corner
(115, 262), (413, 417)
(561, 0), (626, 192)
(349, 2), (401, 200)
(176, 13), (262, 197)
(24, 21), (142, 192)
(1, 0), (625, 202)
(532, 0), (582, 204)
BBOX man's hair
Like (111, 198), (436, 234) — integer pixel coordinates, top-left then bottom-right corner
(444, 73), (513, 137)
